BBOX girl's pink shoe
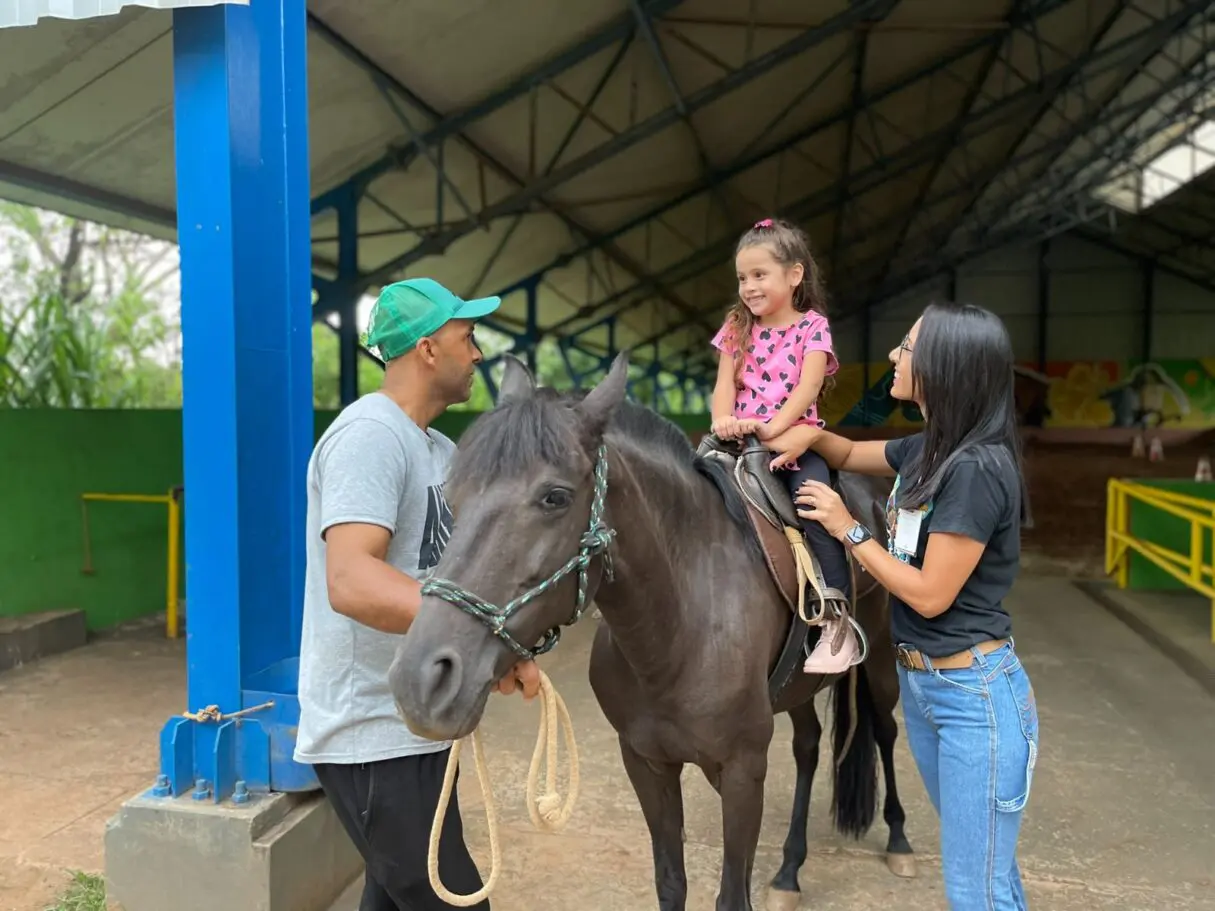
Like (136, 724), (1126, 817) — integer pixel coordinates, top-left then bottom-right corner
(802, 615), (863, 675)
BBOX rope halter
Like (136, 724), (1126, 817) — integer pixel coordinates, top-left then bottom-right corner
(420, 445), (616, 659)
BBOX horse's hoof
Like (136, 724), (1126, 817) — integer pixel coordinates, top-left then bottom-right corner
(765, 887), (800, 911)
(885, 852), (917, 878)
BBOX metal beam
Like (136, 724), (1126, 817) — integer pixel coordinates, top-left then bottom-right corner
(830, 29), (869, 275)
(491, 0), (1075, 309)
(559, 2), (1213, 337)
(1075, 225), (1215, 296)
(306, 0), (684, 202)
(0, 158), (176, 231)
(352, 0), (893, 290)
(629, 0), (739, 224)
(834, 70), (1212, 308)
(310, 146), (417, 216)
(464, 33), (636, 298)
(849, 2), (1213, 306)
(1141, 256), (1155, 362)
(849, 117), (1215, 314)
(306, 5), (709, 333)
(1036, 239), (1050, 371)
(336, 189), (360, 406)
(958, 9), (1214, 252)
(862, 0), (1042, 302)
(933, 0), (1139, 245)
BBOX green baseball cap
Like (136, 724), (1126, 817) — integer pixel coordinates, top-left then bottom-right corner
(362, 278), (501, 360)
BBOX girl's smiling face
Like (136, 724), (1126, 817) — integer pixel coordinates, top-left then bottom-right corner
(735, 243), (803, 322)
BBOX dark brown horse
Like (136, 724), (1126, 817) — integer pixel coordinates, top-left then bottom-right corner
(389, 354), (916, 911)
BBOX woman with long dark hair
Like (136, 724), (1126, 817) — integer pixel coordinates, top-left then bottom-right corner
(774, 300), (1039, 909)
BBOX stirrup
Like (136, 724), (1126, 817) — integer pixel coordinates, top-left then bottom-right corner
(802, 612), (870, 670)
(799, 586), (848, 626)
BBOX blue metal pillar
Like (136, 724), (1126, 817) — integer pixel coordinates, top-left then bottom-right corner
(155, 0), (316, 805)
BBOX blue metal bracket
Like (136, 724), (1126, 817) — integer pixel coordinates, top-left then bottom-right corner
(151, 658), (315, 803)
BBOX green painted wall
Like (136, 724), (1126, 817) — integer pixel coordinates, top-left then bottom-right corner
(1127, 479), (1215, 591)
(0, 410), (185, 630)
(0, 406), (710, 631)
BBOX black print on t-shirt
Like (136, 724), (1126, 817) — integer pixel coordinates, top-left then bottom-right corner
(418, 485), (454, 570)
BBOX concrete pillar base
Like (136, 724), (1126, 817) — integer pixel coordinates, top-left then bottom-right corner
(104, 789), (361, 911)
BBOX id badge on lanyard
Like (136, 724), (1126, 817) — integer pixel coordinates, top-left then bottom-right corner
(893, 508), (924, 558)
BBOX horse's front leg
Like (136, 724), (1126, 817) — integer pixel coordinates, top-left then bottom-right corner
(716, 748), (768, 911)
(619, 738), (688, 911)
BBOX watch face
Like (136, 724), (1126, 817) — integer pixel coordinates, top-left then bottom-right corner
(847, 524), (869, 544)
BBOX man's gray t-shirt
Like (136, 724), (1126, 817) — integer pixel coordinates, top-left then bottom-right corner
(294, 392), (456, 765)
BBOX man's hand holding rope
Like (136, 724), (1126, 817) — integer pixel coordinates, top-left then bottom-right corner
(493, 659), (542, 699)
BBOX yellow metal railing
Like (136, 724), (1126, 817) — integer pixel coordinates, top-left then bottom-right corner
(80, 489), (183, 639)
(1105, 479), (1215, 642)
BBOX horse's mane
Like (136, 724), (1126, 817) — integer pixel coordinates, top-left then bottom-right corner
(446, 391), (762, 559)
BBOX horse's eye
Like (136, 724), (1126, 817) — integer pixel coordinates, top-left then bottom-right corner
(541, 488), (572, 510)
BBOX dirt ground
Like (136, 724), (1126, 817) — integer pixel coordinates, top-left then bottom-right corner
(0, 617), (179, 911)
(2, 437), (1212, 910)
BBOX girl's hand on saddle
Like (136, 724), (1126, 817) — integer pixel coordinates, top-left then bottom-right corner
(711, 416), (739, 438)
(795, 480), (855, 538)
(712, 416), (762, 440)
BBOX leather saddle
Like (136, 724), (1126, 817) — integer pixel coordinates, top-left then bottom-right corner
(696, 432), (858, 705)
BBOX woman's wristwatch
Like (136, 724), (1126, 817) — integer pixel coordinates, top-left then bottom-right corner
(841, 522), (872, 548)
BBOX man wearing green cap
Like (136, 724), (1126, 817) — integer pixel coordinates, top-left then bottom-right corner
(294, 277), (538, 910)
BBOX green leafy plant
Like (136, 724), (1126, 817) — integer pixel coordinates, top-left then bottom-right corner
(0, 202), (182, 409)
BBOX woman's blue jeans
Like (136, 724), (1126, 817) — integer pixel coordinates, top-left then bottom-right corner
(896, 641), (1040, 910)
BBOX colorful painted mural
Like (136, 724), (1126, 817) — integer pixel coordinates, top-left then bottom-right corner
(1046, 359), (1215, 429)
(821, 359), (1215, 429)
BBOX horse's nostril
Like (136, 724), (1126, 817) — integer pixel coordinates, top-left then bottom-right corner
(433, 653), (455, 685)
(418, 647), (463, 716)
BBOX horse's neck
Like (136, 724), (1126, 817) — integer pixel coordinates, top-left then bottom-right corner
(591, 444), (733, 686)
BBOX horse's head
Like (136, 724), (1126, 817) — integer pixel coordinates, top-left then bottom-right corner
(388, 352), (629, 740)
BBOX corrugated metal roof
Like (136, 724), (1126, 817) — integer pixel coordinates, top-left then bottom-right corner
(0, 0), (1211, 376)
(0, 0), (244, 30)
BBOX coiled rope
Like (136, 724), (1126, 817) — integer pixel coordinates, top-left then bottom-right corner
(427, 668), (579, 906)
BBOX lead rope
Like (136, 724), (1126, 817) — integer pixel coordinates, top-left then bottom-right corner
(426, 669), (580, 906)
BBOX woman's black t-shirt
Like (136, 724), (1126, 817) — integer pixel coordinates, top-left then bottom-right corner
(883, 433), (1022, 657)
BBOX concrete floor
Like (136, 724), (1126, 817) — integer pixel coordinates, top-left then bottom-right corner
(2, 578), (1212, 911)
(1077, 581), (1214, 697)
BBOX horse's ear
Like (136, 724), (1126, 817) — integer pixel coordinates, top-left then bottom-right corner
(498, 355), (536, 403)
(578, 350), (629, 437)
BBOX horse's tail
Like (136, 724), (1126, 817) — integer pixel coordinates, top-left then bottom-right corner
(830, 663), (878, 839)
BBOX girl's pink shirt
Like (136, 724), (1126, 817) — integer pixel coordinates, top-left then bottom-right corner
(712, 311), (838, 427)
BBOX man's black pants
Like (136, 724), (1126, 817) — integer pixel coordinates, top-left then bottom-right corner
(315, 750), (489, 911)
